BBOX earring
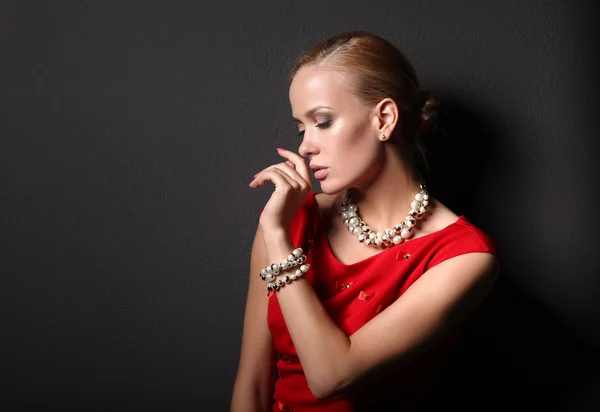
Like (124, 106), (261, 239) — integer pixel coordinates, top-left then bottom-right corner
(379, 134), (386, 141)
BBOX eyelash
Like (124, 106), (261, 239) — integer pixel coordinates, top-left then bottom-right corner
(297, 120), (332, 137)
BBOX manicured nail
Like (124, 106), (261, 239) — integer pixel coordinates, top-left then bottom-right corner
(277, 147), (284, 151)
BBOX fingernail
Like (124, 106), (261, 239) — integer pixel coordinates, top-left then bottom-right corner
(277, 147), (284, 151)
(253, 173), (258, 177)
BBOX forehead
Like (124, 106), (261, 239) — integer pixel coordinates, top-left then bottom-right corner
(289, 66), (355, 115)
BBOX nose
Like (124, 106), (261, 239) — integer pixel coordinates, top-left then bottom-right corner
(298, 132), (319, 159)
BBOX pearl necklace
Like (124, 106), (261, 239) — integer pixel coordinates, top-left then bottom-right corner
(341, 180), (430, 248)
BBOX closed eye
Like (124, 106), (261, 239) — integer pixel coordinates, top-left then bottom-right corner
(316, 120), (332, 129)
(297, 120), (332, 138)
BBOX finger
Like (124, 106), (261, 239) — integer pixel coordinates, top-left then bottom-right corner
(249, 163), (297, 188)
(265, 167), (299, 190)
(254, 168), (296, 191)
(271, 163), (310, 191)
(276, 148), (311, 182)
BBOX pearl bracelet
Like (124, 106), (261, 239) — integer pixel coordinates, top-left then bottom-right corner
(259, 247), (310, 292)
(259, 247), (305, 281)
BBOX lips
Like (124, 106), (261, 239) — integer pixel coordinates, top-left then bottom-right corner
(314, 168), (329, 180)
(310, 165), (329, 180)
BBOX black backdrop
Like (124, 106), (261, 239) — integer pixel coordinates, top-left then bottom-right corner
(2, 1), (599, 410)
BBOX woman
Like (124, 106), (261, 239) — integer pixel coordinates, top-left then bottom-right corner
(231, 31), (500, 411)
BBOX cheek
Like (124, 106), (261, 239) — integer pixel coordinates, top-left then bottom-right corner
(338, 123), (377, 161)
(331, 123), (381, 179)
(318, 122), (381, 192)
(328, 119), (361, 146)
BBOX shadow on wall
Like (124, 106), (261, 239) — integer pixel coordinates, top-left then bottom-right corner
(417, 100), (500, 217)
(424, 276), (598, 410)
(419, 101), (598, 410)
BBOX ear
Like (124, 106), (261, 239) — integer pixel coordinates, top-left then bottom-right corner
(372, 98), (399, 141)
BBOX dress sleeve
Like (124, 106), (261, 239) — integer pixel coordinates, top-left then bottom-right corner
(424, 224), (500, 271)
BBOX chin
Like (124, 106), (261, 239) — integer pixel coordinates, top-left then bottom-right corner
(315, 179), (347, 196)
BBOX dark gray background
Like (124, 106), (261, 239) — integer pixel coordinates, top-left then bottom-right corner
(2, 1), (599, 410)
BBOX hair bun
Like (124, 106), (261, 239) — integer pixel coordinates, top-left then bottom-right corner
(419, 91), (441, 138)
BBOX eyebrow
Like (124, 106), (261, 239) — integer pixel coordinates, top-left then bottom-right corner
(293, 105), (333, 122)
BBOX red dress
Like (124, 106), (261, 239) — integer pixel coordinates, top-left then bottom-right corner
(267, 192), (500, 411)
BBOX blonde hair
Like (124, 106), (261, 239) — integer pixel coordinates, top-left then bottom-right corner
(290, 31), (440, 178)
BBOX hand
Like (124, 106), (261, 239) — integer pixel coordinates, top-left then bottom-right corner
(248, 148), (312, 232)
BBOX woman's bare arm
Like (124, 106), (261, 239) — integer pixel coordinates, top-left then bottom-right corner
(262, 227), (499, 400)
(231, 225), (277, 412)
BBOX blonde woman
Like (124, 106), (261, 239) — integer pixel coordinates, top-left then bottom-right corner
(231, 31), (500, 412)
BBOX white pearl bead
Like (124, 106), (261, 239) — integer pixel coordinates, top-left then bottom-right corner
(409, 209), (418, 218)
(415, 193), (424, 201)
(349, 217), (359, 226)
(381, 234), (389, 241)
(369, 232), (376, 240)
(293, 249), (302, 257)
(419, 205), (426, 213)
(362, 226), (371, 233)
(281, 261), (289, 270)
(401, 228), (412, 239)
(290, 273), (298, 280)
(423, 194), (429, 201)
(374, 238), (382, 245)
(405, 217), (416, 227)
(353, 227), (361, 235)
(347, 211), (356, 218)
(411, 200), (421, 210)
(422, 200), (429, 206)
(358, 234), (366, 242)
(300, 264), (309, 273)
(392, 235), (403, 244)
(295, 269), (302, 276)
(266, 274), (275, 281)
(341, 211), (349, 219)
(348, 203), (358, 212)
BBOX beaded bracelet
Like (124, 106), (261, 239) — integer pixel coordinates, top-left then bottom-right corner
(258, 248), (305, 281)
(258, 247), (310, 292)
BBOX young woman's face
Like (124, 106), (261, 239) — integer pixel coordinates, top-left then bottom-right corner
(289, 66), (383, 194)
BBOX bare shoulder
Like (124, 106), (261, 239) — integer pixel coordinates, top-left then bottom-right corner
(418, 196), (462, 236)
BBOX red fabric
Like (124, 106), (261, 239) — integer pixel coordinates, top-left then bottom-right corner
(267, 192), (500, 411)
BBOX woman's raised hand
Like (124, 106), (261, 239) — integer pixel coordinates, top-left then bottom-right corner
(248, 148), (312, 233)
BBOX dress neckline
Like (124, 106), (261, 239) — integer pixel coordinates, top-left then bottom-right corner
(310, 191), (466, 267)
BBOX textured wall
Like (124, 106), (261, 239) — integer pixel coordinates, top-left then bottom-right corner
(1, 0), (598, 410)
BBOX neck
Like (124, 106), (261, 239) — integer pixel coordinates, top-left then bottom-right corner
(346, 147), (424, 230)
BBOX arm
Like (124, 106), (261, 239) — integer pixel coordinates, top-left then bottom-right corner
(230, 225), (277, 412)
(264, 229), (500, 400)
(249, 148), (500, 400)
